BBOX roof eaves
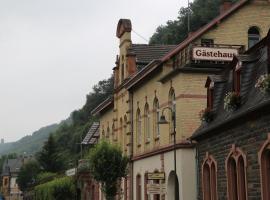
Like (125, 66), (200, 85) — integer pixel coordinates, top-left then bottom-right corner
(91, 97), (113, 116)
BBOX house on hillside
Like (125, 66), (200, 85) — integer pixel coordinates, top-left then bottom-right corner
(1, 157), (27, 200)
(91, 0), (270, 199)
(191, 30), (270, 199)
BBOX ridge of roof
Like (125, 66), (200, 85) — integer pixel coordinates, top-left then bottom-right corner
(91, 97), (113, 116)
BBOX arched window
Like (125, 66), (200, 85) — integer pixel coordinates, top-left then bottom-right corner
(226, 145), (247, 200)
(169, 88), (176, 141)
(248, 26), (260, 48)
(112, 122), (116, 142)
(258, 134), (270, 200)
(106, 126), (110, 139)
(202, 153), (217, 200)
(144, 103), (150, 143)
(123, 115), (128, 153)
(136, 109), (142, 146)
(136, 174), (142, 200)
(101, 130), (105, 139)
(119, 118), (123, 146)
(153, 98), (160, 139)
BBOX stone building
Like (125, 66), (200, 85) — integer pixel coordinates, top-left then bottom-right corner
(91, 0), (270, 199)
(191, 30), (270, 200)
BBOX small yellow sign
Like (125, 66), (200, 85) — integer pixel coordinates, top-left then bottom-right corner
(147, 172), (165, 180)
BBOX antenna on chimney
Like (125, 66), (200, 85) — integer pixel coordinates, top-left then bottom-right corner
(187, 0), (190, 34)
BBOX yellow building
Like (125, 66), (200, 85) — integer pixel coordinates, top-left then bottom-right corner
(92, 0), (270, 199)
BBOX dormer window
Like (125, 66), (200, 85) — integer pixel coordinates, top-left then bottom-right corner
(233, 61), (242, 94)
(248, 26), (260, 49)
(207, 82), (214, 110)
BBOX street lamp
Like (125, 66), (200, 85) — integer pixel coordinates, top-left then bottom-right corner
(158, 107), (179, 200)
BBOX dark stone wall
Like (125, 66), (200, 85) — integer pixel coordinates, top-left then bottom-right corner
(196, 113), (270, 200)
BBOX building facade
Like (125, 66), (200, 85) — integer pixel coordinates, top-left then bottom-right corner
(92, 0), (270, 199)
(191, 30), (270, 199)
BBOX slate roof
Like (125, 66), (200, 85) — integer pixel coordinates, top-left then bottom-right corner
(1, 158), (24, 176)
(82, 122), (100, 145)
(191, 31), (270, 140)
(128, 44), (176, 69)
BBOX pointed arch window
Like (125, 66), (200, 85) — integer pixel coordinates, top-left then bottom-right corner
(153, 98), (160, 138)
(144, 173), (149, 200)
(248, 26), (260, 48)
(144, 103), (150, 143)
(136, 109), (142, 146)
(258, 134), (270, 200)
(119, 118), (123, 145)
(202, 153), (217, 200)
(106, 127), (110, 139)
(169, 88), (176, 141)
(123, 116), (128, 153)
(226, 145), (247, 200)
(112, 122), (116, 142)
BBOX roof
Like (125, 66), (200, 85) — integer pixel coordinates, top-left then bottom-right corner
(91, 96), (113, 116)
(82, 122), (100, 145)
(191, 30), (270, 140)
(128, 44), (176, 69)
(2, 158), (24, 176)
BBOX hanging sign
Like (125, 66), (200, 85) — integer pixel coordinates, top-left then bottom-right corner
(147, 172), (165, 180)
(192, 47), (238, 61)
(147, 183), (166, 195)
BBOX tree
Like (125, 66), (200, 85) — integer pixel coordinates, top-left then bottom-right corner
(17, 160), (41, 191)
(37, 134), (63, 173)
(88, 141), (129, 200)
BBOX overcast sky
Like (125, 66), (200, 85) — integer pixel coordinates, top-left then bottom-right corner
(0, 0), (190, 142)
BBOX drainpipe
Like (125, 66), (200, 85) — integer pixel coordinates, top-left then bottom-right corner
(129, 91), (134, 200)
(195, 142), (199, 199)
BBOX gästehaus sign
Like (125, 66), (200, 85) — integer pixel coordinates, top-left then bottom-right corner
(192, 46), (239, 61)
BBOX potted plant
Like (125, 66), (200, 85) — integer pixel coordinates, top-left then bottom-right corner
(255, 74), (270, 94)
(199, 108), (214, 123)
(224, 92), (241, 111)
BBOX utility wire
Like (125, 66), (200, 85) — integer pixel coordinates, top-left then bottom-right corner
(132, 29), (149, 43)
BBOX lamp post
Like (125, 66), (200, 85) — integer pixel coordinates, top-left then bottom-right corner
(158, 107), (179, 200)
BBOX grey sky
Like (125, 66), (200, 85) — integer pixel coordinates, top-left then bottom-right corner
(0, 0), (189, 142)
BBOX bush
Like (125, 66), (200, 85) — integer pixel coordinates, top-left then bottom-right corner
(255, 74), (270, 94)
(34, 177), (75, 200)
(224, 92), (241, 111)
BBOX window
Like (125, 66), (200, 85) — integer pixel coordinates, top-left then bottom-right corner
(233, 61), (242, 94)
(112, 122), (116, 141)
(169, 88), (176, 141)
(226, 145), (247, 200)
(207, 82), (214, 110)
(124, 177), (128, 200)
(201, 38), (214, 47)
(106, 127), (110, 139)
(124, 116), (128, 153)
(258, 134), (270, 200)
(119, 118), (123, 146)
(153, 98), (160, 138)
(202, 153), (217, 200)
(136, 174), (142, 200)
(248, 26), (260, 48)
(144, 103), (150, 143)
(136, 109), (142, 145)
(101, 130), (105, 139)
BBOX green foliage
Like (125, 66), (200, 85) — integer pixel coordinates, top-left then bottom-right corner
(17, 160), (41, 192)
(37, 135), (64, 173)
(88, 140), (129, 200)
(34, 177), (76, 200)
(150, 0), (238, 44)
(36, 172), (58, 184)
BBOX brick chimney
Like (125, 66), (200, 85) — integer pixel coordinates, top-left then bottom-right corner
(126, 51), (137, 77)
(220, 0), (233, 14)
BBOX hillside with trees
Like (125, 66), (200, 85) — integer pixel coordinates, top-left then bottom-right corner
(150, 0), (238, 45)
